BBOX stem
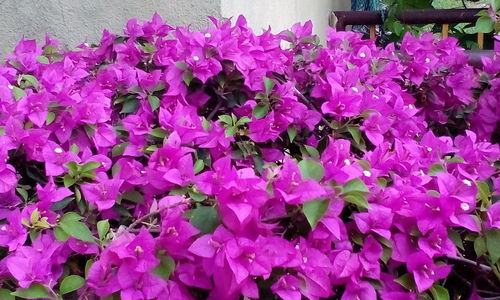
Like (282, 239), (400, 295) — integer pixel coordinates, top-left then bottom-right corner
(127, 200), (190, 231)
(207, 100), (223, 121)
(444, 255), (492, 272)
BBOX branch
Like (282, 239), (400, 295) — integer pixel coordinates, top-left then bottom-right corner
(127, 200), (190, 231)
(444, 255), (492, 272)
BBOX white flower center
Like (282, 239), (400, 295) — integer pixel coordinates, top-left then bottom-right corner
(460, 203), (470, 211)
(351, 87), (359, 93)
(359, 52), (366, 58)
(1, 226), (7, 231)
(344, 159), (351, 166)
(7, 85), (13, 90)
(193, 56), (200, 61)
(425, 57), (431, 63)
(373, 95), (379, 99)
(363, 170), (372, 177)
(408, 104), (414, 109)
(54, 148), (63, 153)
(426, 147), (433, 152)
(204, 33), (211, 38)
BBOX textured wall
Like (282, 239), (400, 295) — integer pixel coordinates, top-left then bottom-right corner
(0, 0), (221, 55)
(221, 0), (350, 42)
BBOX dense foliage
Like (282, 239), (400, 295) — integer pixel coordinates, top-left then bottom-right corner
(0, 14), (498, 300)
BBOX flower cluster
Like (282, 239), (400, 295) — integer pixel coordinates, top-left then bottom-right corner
(0, 14), (498, 300)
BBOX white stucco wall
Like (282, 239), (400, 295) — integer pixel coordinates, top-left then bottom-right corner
(221, 0), (350, 41)
(0, 0), (350, 55)
(0, 0), (221, 55)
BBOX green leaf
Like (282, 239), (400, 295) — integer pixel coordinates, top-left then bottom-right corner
(149, 128), (168, 138)
(12, 86), (26, 100)
(304, 145), (320, 160)
(494, 0), (500, 11)
(60, 275), (85, 295)
(183, 71), (194, 86)
(148, 95), (160, 111)
(447, 229), (464, 251)
(344, 191), (369, 209)
(121, 190), (144, 203)
(485, 229), (500, 263)
(61, 212), (84, 222)
(202, 117), (211, 131)
(235, 116), (251, 126)
(252, 102), (269, 119)
(60, 215), (95, 243)
(394, 273), (416, 290)
(298, 159), (324, 181)
(152, 255), (175, 281)
(21, 74), (39, 88)
(474, 236), (487, 257)
(81, 161), (101, 173)
(476, 180), (490, 204)
(141, 43), (157, 54)
(218, 114), (233, 125)
(0, 289), (13, 300)
(97, 220), (110, 240)
(445, 155), (465, 163)
(303, 199), (329, 229)
(65, 161), (79, 177)
(54, 226), (70, 242)
(112, 142), (129, 157)
(36, 56), (50, 64)
(287, 127), (297, 143)
(225, 126), (238, 137)
(475, 16), (494, 33)
(85, 259), (94, 279)
(194, 159), (205, 174)
(11, 283), (49, 299)
(16, 187), (28, 201)
(46, 112), (56, 125)
(63, 174), (77, 188)
(430, 284), (449, 300)
(340, 178), (369, 194)
(120, 97), (139, 114)
(188, 190), (207, 202)
(347, 125), (362, 144)
(428, 164), (445, 176)
(263, 77), (275, 95)
(189, 206), (220, 234)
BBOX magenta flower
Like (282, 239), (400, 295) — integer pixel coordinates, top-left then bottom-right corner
(0, 209), (27, 251)
(407, 251), (451, 292)
(36, 177), (73, 203)
(81, 177), (124, 210)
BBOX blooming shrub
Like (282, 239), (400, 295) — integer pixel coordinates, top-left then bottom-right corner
(0, 14), (499, 300)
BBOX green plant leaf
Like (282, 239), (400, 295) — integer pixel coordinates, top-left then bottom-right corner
(347, 125), (362, 144)
(60, 214), (95, 243)
(263, 77), (275, 95)
(194, 159), (205, 174)
(344, 191), (369, 209)
(120, 97), (139, 114)
(474, 236), (487, 257)
(141, 43), (157, 54)
(148, 95), (160, 111)
(475, 16), (494, 33)
(430, 284), (449, 300)
(287, 127), (297, 143)
(340, 178), (369, 194)
(189, 206), (220, 234)
(476, 180), (490, 205)
(85, 259), (94, 279)
(112, 142), (129, 157)
(97, 220), (110, 240)
(60, 275), (85, 295)
(252, 102), (269, 119)
(428, 163), (445, 176)
(183, 71), (194, 86)
(485, 229), (500, 263)
(63, 174), (76, 188)
(394, 273), (416, 290)
(11, 283), (49, 299)
(298, 159), (324, 181)
(121, 190), (144, 203)
(0, 289), (13, 300)
(152, 255), (175, 281)
(46, 112), (56, 125)
(54, 226), (70, 242)
(81, 161), (101, 173)
(37, 56), (50, 64)
(303, 199), (329, 229)
(12, 86), (26, 100)
(21, 74), (39, 88)
(149, 128), (168, 138)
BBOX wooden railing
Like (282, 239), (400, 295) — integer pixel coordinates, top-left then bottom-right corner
(329, 9), (494, 66)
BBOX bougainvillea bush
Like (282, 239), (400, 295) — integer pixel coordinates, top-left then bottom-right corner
(0, 14), (499, 300)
